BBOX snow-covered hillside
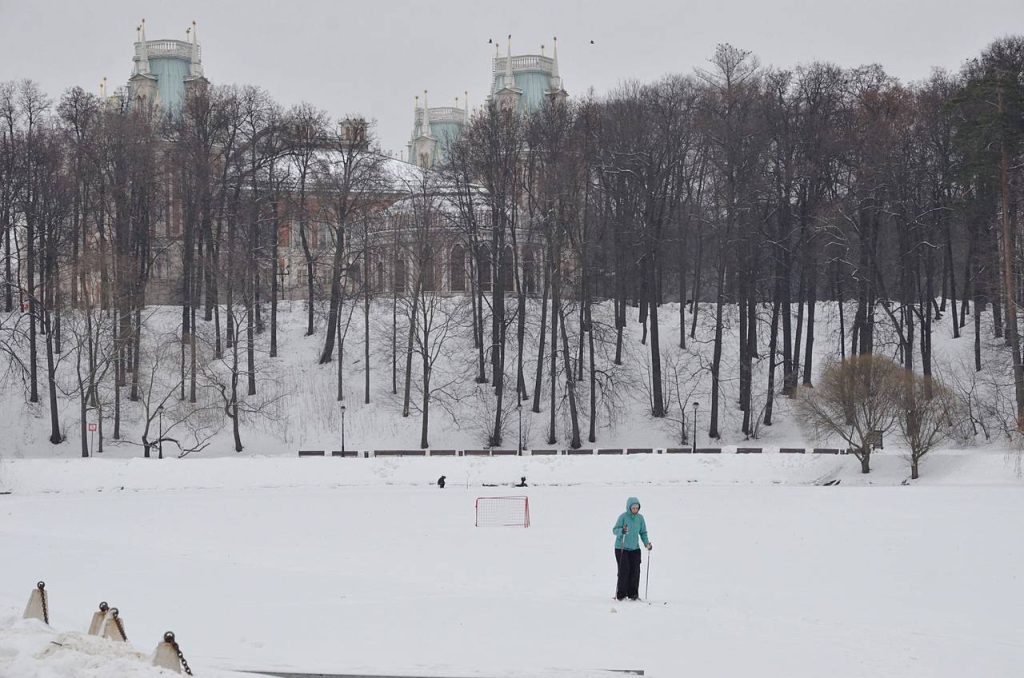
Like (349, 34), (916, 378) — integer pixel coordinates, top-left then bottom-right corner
(1, 298), (1016, 464)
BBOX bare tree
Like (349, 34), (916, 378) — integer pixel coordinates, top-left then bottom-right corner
(317, 117), (387, 364)
(897, 371), (966, 479)
(286, 103), (329, 336)
(137, 331), (219, 458)
(795, 354), (904, 473)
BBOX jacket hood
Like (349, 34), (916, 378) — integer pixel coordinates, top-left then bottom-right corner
(626, 496), (641, 512)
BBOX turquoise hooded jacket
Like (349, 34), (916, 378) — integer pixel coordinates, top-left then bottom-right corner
(612, 496), (649, 551)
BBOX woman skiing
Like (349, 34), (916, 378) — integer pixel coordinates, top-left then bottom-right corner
(612, 496), (653, 600)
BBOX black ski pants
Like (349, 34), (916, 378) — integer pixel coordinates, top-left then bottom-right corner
(615, 547), (642, 600)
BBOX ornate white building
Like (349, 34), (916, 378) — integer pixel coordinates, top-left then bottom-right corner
(489, 36), (567, 113)
(127, 20), (207, 113)
(408, 37), (568, 169)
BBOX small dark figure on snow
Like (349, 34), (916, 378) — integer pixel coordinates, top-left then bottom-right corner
(612, 496), (652, 601)
(437, 475), (446, 489)
(515, 476), (527, 487)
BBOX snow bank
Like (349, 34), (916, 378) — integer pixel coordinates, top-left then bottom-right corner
(0, 615), (258, 677)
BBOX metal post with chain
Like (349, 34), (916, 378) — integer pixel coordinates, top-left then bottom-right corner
(37, 581), (48, 624)
(110, 607), (127, 641)
(165, 632), (193, 675)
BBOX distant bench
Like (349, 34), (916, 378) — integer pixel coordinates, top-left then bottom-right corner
(374, 449), (427, 457)
(298, 450), (325, 457)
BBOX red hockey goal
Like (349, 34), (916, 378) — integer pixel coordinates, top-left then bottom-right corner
(475, 495), (530, 527)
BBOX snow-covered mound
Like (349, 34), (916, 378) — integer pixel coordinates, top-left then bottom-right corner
(0, 615), (256, 677)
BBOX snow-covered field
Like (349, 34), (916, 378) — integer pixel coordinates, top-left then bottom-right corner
(2, 452), (1023, 677)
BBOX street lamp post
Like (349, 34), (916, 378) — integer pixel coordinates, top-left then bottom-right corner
(517, 401), (523, 455)
(692, 402), (699, 449)
(157, 405), (164, 459)
(341, 404), (347, 455)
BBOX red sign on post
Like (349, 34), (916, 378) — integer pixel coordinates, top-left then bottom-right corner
(88, 423), (97, 432)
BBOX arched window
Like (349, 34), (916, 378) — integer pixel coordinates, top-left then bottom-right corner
(478, 245), (492, 293)
(501, 245), (515, 290)
(422, 245), (436, 292)
(523, 247), (537, 296)
(450, 245), (466, 292)
(394, 259), (407, 293)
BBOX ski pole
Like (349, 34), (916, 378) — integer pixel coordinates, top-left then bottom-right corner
(615, 522), (627, 600)
(644, 546), (651, 600)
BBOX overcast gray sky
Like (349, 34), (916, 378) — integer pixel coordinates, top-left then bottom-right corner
(1, 0), (1022, 155)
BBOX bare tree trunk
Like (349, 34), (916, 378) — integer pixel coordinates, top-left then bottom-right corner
(648, 261), (666, 417)
(130, 307), (142, 401)
(531, 268), (549, 413)
(709, 258), (726, 440)
(690, 228), (703, 340)
(402, 286), (419, 417)
(190, 305), (197, 404)
(247, 296), (256, 396)
(587, 299), (597, 443)
(113, 309), (121, 439)
(420, 337), (430, 449)
(946, 220), (960, 338)
(45, 315), (62, 444)
(231, 336), (243, 452)
(559, 306), (582, 449)
(802, 269), (816, 386)
(678, 248), (687, 349)
(270, 200), (280, 357)
(391, 280), (398, 395)
(516, 288), (527, 402)
(27, 215), (38, 403)
(548, 260), (559, 445)
(3, 222), (11, 313)
(364, 236), (371, 404)
(764, 298), (780, 426)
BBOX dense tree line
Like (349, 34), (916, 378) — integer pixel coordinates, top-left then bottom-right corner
(442, 38), (1024, 447)
(1, 37), (1023, 455)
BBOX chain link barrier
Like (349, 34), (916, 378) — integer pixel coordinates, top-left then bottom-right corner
(36, 581), (48, 624)
(164, 632), (193, 675)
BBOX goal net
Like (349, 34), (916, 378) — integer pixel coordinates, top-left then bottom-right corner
(475, 496), (530, 528)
